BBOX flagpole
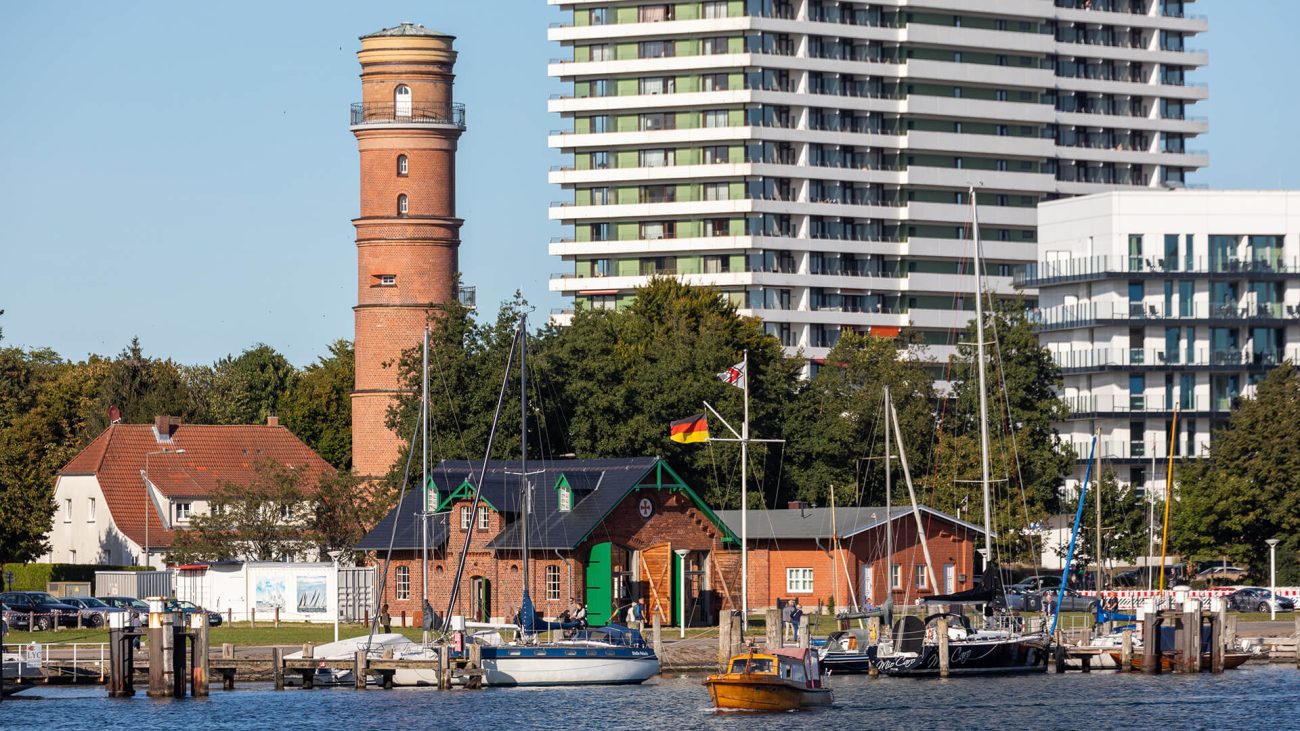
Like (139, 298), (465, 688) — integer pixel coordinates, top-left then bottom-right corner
(740, 348), (749, 631)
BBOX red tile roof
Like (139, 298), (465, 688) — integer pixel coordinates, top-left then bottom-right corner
(59, 423), (335, 548)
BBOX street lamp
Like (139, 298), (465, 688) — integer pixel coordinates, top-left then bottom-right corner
(141, 449), (185, 569)
(327, 550), (343, 642)
(1265, 538), (1281, 621)
(675, 549), (690, 639)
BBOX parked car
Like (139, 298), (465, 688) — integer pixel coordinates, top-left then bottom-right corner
(163, 599), (223, 626)
(1007, 587), (1099, 613)
(1, 601), (32, 632)
(1195, 566), (1250, 583)
(60, 596), (127, 628)
(0, 591), (82, 630)
(1007, 575), (1064, 594)
(97, 596), (149, 621)
(1226, 587), (1295, 613)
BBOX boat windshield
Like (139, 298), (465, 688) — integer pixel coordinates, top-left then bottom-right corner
(778, 657), (807, 683)
(729, 657), (773, 674)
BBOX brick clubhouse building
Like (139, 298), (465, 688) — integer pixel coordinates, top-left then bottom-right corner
(360, 456), (982, 626)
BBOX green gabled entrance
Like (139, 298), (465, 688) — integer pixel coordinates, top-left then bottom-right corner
(586, 541), (613, 625)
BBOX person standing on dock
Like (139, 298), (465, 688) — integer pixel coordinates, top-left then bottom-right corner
(781, 599), (794, 642)
(380, 603), (392, 634)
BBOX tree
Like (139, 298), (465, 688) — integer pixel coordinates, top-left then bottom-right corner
(1054, 468), (1150, 577)
(205, 344), (298, 425)
(537, 278), (800, 508)
(89, 337), (203, 433)
(282, 340), (354, 469)
(782, 333), (937, 507)
(313, 469), (392, 563)
(170, 460), (317, 563)
(1172, 362), (1300, 584)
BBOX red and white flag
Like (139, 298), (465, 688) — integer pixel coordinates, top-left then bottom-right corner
(717, 361), (745, 389)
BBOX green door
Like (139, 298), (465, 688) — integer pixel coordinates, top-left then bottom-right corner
(586, 542), (613, 625)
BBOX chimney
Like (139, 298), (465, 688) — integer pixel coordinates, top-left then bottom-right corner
(267, 415), (280, 427)
(153, 415), (181, 442)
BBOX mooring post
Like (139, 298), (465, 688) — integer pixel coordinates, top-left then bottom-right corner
(1184, 607), (1201, 674)
(107, 610), (134, 697)
(274, 607), (280, 629)
(192, 613), (209, 697)
(937, 617), (950, 678)
(1120, 629), (1132, 673)
(798, 615), (810, 649)
(438, 645), (451, 690)
(1225, 613), (1237, 648)
(222, 643), (233, 659)
(1210, 609), (1224, 674)
(1141, 615), (1159, 674)
(652, 615), (664, 658)
(354, 649), (367, 690)
(171, 614), (187, 698)
(1054, 627), (1066, 674)
(765, 608), (781, 649)
(272, 647), (284, 690)
(147, 599), (168, 697)
(867, 616), (880, 677)
(718, 612), (732, 668)
(1294, 616), (1300, 669)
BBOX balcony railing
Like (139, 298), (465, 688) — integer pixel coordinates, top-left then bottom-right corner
(1052, 348), (1299, 371)
(351, 102), (466, 129)
(1062, 393), (1218, 415)
(1031, 300), (1300, 329)
(1016, 255), (1300, 286)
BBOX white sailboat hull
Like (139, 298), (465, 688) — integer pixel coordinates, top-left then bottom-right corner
(481, 652), (660, 687)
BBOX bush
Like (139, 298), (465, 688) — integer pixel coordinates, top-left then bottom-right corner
(2, 563), (142, 591)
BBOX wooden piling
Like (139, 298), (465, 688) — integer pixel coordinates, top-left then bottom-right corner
(1210, 611), (1224, 674)
(1141, 615), (1159, 674)
(303, 643), (313, 659)
(765, 608), (781, 649)
(274, 607), (280, 628)
(438, 645), (451, 690)
(1225, 613), (1237, 647)
(171, 618), (187, 698)
(192, 615), (209, 697)
(354, 649), (367, 690)
(718, 613), (732, 667)
(147, 618), (167, 697)
(798, 616), (810, 649)
(1182, 611), (1201, 674)
(271, 647), (284, 690)
(1120, 629), (1132, 673)
(1293, 616), (1300, 669)
(937, 617), (950, 678)
(222, 643), (233, 659)
(652, 615), (664, 657)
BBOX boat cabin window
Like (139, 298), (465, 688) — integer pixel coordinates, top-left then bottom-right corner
(778, 657), (808, 683)
(729, 657), (773, 674)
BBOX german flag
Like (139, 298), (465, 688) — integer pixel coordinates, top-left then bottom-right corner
(669, 414), (709, 444)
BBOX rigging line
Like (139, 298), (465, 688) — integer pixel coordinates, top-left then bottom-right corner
(442, 321), (522, 630)
(366, 399), (423, 649)
(431, 321), (476, 466)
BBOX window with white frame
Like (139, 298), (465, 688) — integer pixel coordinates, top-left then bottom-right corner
(397, 194), (409, 216)
(63, 498), (72, 523)
(590, 43), (612, 62)
(379, 274), (397, 287)
(460, 506), (472, 531)
(87, 497), (96, 522)
(477, 508), (490, 531)
(176, 502), (192, 522)
(558, 486), (572, 512)
(396, 565), (410, 599)
(397, 154), (408, 176)
(891, 563), (902, 589)
(915, 564), (928, 589)
(703, 1), (728, 19)
(394, 84), (412, 117)
(703, 110), (730, 128)
(279, 504), (291, 520)
(703, 182), (730, 201)
(640, 149), (672, 168)
(786, 568), (814, 594)
(546, 565), (561, 601)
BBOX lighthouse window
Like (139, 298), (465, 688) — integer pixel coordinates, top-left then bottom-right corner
(397, 155), (409, 176)
(394, 84), (412, 117)
(397, 194), (409, 216)
(379, 275), (396, 287)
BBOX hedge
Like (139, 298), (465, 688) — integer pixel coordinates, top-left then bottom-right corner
(2, 563), (146, 591)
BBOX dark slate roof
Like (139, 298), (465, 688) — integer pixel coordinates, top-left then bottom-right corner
(714, 506), (986, 542)
(355, 485), (448, 551)
(357, 457), (667, 552)
(361, 22), (453, 39)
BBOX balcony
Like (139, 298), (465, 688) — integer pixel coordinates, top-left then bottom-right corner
(1016, 255), (1300, 286)
(350, 102), (466, 130)
(1052, 348), (1299, 373)
(1031, 300), (1300, 330)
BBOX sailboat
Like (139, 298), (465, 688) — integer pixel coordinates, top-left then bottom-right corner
(868, 188), (1050, 676)
(453, 315), (660, 686)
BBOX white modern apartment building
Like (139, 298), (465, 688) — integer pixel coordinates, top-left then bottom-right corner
(546, 0), (1208, 366)
(1025, 190), (1300, 499)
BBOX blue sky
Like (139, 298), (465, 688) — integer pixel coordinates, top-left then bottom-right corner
(0, 0), (1292, 365)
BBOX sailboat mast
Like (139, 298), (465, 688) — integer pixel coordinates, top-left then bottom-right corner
(740, 348), (750, 630)
(1094, 426), (1103, 593)
(969, 186), (994, 565)
(422, 327), (430, 614)
(1158, 403), (1179, 595)
(520, 315), (531, 603)
(888, 390), (938, 591)
(884, 387), (892, 606)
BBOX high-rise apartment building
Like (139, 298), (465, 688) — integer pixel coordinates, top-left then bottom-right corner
(351, 23), (466, 476)
(1027, 191), (1300, 499)
(546, 0), (1207, 366)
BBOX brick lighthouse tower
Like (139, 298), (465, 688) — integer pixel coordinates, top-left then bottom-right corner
(350, 23), (465, 477)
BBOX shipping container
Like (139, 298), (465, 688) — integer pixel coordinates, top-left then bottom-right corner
(94, 570), (172, 599)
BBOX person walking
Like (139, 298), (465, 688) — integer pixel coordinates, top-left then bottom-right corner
(780, 599), (794, 643)
(379, 603), (392, 634)
(627, 598), (646, 631)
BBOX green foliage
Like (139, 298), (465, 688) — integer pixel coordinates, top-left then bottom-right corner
(313, 469), (392, 564)
(782, 333), (936, 507)
(88, 337), (204, 433)
(205, 344), (298, 425)
(1053, 468), (1150, 573)
(1172, 362), (1300, 584)
(281, 340), (354, 469)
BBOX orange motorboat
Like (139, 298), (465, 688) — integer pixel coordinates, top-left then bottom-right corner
(705, 647), (834, 712)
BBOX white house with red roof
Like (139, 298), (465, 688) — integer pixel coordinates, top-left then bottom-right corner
(45, 416), (334, 568)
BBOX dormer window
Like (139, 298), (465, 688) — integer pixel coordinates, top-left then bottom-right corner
(460, 506), (472, 531)
(478, 509), (490, 531)
(558, 486), (572, 512)
(176, 502), (192, 522)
